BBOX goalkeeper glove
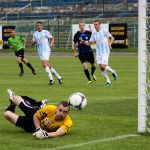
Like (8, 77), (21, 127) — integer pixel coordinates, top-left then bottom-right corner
(33, 129), (49, 139)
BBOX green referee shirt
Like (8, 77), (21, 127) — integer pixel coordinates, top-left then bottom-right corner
(8, 35), (25, 52)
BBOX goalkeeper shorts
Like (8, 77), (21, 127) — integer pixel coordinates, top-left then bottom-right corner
(16, 100), (38, 132)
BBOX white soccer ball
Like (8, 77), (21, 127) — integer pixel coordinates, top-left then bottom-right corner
(68, 92), (87, 110)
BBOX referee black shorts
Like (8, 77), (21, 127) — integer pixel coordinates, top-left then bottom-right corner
(78, 51), (95, 64)
(16, 99), (39, 132)
(15, 48), (24, 59)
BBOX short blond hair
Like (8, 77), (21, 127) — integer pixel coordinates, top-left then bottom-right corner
(79, 21), (85, 25)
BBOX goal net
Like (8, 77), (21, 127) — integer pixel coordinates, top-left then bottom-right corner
(138, 0), (150, 133)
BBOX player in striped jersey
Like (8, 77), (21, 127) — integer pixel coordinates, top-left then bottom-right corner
(82, 20), (117, 86)
(31, 21), (62, 85)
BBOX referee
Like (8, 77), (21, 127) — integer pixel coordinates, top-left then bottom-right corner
(8, 29), (36, 76)
(73, 21), (96, 84)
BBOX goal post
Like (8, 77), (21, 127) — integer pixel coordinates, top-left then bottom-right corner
(138, 0), (147, 133)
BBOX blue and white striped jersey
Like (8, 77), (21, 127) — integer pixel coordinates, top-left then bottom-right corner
(32, 30), (53, 54)
(90, 28), (111, 54)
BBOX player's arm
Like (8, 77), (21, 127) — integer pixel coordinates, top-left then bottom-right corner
(73, 33), (79, 57)
(33, 113), (42, 129)
(50, 36), (54, 48)
(21, 36), (26, 48)
(47, 127), (66, 137)
(31, 33), (37, 45)
(108, 35), (114, 49)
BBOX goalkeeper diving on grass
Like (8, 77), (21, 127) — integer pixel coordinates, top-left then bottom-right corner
(4, 89), (73, 139)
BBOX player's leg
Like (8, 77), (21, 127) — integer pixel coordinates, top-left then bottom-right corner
(16, 56), (24, 76)
(15, 50), (24, 76)
(79, 53), (91, 83)
(50, 65), (63, 84)
(88, 51), (97, 81)
(97, 55), (112, 86)
(4, 111), (19, 125)
(104, 54), (117, 80)
(22, 57), (37, 75)
(46, 51), (63, 84)
(42, 59), (54, 85)
(40, 51), (54, 85)
(21, 96), (47, 108)
(4, 89), (19, 125)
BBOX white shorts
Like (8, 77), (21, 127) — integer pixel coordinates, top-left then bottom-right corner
(38, 51), (51, 61)
(96, 53), (109, 65)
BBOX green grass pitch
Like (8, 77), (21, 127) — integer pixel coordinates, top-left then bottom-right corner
(0, 54), (150, 150)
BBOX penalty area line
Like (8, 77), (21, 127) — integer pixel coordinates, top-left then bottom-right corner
(42, 134), (139, 150)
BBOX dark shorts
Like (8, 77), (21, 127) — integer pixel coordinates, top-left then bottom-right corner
(15, 49), (24, 58)
(78, 51), (95, 64)
(16, 98), (39, 132)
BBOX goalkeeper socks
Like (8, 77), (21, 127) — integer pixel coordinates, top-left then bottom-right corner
(91, 66), (96, 75)
(105, 66), (114, 73)
(26, 63), (34, 71)
(19, 63), (24, 72)
(6, 103), (16, 112)
(101, 70), (111, 83)
(45, 66), (54, 81)
(51, 67), (61, 79)
(84, 69), (91, 81)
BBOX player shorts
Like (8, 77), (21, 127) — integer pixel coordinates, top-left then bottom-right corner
(96, 53), (109, 65)
(38, 51), (51, 61)
(16, 99), (39, 132)
(78, 51), (95, 64)
(15, 49), (24, 58)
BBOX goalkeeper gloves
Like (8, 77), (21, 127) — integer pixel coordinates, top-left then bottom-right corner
(33, 128), (49, 139)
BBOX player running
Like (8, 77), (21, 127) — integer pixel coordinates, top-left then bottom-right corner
(8, 30), (36, 76)
(82, 20), (117, 86)
(73, 21), (96, 84)
(31, 21), (63, 85)
(4, 89), (72, 139)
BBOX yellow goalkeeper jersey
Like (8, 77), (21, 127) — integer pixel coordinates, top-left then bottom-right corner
(36, 105), (73, 133)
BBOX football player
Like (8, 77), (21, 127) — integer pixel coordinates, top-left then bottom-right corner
(73, 21), (96, 84)
(4, 89), (72, 139)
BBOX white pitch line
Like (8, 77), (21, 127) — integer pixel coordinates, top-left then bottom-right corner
(41, 134), (139, 150)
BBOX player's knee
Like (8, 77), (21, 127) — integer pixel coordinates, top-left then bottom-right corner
(12, 95), (22, 103)
(42, 61), (48, 68)
(100, 65), (105, 71)
(4, 111), (11, 119)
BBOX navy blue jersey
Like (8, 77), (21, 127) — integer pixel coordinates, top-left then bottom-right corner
(73, 30), (92, 53)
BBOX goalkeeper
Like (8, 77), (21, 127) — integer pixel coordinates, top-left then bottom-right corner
(4, 89), (72, 139)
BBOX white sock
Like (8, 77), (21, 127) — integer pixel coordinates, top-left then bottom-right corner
(45, 66), (54, 80)
(51, 67), (61, 79)
(105, 66), (114, 73)
(101, 70), (111, 83)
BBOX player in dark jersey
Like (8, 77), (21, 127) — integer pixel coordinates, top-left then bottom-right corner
(73, 21), (96, 84)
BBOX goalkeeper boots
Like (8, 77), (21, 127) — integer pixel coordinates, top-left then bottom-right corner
(7, 89), (15, 102)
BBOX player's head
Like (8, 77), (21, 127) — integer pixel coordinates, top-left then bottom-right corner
(11, 29), (16, 37)
(36, 21), (43, 32)
(94, 20), (101, 31)
(55, 101), (70, 121)
(79, 21), (85, 32)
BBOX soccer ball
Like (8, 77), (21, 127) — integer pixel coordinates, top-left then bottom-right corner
(68, 92), (87, 110)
